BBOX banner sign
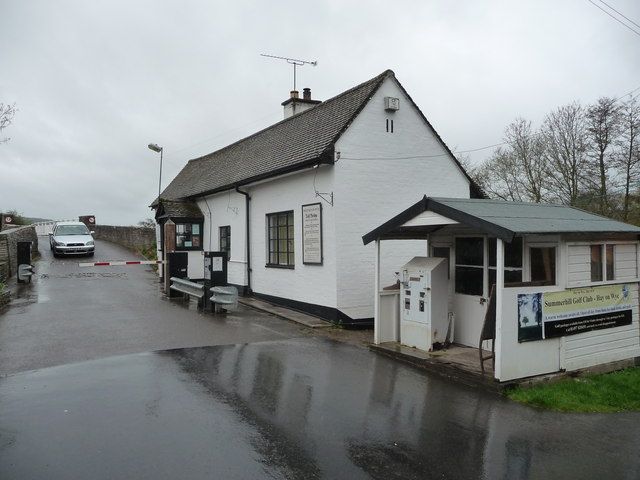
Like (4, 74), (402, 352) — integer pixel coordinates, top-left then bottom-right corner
(302, 203), (322, 265)
(518, 284), (633, 342)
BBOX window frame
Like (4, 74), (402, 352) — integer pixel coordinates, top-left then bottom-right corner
(174, 220), (204, 251)
(454, 236), (486, 297)
(566, 241), (640, 287)
(527, 243), (558, 286)
(266, 210), (295, 269)
(219, 225), (231, 258)
(488, 236), (524, 288)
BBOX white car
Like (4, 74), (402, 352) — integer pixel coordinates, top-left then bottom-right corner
(49, 221), (95, 257)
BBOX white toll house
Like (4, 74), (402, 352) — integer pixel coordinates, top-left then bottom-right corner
(363, 196), (640, 383)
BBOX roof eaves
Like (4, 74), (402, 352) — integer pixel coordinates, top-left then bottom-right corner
(427, 198), (515, 241)
(362, 196), (428, 245)
(184, 150), (335, 201)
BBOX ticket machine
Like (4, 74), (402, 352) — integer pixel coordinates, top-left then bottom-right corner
(400, 257), (448, 351)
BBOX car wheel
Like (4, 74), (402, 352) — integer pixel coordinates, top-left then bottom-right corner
(88, 252), (95, 257)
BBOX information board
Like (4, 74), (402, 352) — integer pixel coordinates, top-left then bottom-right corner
(517, 284), (633, 342)
(302, 203), (322, 265)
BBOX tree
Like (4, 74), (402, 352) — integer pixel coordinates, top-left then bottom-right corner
(614, 96), (640, 221)
(472, 118), (547, 202)
(138, 218), (156, 229)
(541, 103), (589, 206)
(504, 118), (547, 202)
(585, 97), (622, 214)
(0, 103), (17, 144)
(472, 148), (523, 201)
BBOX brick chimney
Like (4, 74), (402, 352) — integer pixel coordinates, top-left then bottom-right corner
(282, 87), (321, 118)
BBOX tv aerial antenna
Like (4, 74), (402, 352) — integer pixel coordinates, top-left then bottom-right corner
(260, 53), (318, 91)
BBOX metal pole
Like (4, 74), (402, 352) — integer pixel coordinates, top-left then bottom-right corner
(374, 240), (381, 345)
(158, 148), (163, 200)
(494, 238), (504, 380)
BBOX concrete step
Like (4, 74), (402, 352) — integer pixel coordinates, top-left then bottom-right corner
(238, 297), (332, 329)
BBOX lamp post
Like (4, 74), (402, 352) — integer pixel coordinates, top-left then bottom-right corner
(148, 143), (163, 200)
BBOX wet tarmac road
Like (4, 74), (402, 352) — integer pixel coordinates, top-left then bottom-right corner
(2, 239), (640, 478)
(1, 338), (640, 480)
(0, 239), (306, 375)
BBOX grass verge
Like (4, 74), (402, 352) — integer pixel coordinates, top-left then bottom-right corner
(507, 367), (640, 413)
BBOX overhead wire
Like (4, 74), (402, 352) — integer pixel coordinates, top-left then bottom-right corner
(597, 0), (640, 29)
(586, 0), (640, 37)
(341, 85), (640, 162)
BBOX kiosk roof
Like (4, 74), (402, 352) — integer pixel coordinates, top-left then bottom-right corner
(362, 197), (640, 244)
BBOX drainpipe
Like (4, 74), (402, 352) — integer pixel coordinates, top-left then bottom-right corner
(235, 186), (251, 293)
(203, 197), (213, 251)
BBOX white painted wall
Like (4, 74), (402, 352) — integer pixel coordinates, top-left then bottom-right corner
(248, 167), (338, 308)
(196, 191), (247, 285)
(497, 286), (563, 381)
(496, 240), (640, 381)
(562, 242), (640, 372)
(334, 76), (471, 319)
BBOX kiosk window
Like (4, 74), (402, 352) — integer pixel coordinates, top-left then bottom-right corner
(591, 245), (603, 282)
(606, 245), (615, 280)
(175, 222), (203, 250)
(455, 237), (484, 296)
(591, 244), (615, 282)
(530, 247), (556, 285)
(488, 237), (523, 287)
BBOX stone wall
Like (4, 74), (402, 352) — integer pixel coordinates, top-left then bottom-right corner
(0, 225), (39, 281)
(92, 225), (155, 251)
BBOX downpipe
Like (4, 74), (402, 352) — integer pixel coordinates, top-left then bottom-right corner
(235, 186), (251, 293)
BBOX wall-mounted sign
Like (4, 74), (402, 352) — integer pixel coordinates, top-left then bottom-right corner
(79, 215), (96, 228)
(518, 284), (633, 342)
(211, 256), (223, 272)
(302, 203), (322, 265)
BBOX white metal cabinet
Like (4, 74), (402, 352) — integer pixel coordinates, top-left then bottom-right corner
(400, 257), (448, 351)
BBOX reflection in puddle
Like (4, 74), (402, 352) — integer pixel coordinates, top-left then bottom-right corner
(165, 340), (640, 479)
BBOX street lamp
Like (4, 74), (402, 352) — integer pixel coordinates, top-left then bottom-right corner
(148, 143), (163, 201)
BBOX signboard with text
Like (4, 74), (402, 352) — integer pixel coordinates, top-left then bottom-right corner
(302, 203), (322, 265)
(518, 284), (633, 342)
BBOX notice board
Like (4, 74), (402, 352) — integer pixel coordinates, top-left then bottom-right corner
(517, 284), (633, 342)
(302, 203), (322, 265)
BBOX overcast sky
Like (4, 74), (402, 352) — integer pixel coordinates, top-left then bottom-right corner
(1, 0), (639, 225)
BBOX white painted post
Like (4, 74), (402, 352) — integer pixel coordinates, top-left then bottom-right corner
(494, 238), (505, 380)
(374, 240), (381, 345)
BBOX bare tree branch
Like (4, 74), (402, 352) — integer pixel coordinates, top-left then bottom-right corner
(0, 102), (17, 144)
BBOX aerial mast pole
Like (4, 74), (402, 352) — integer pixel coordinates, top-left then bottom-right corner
(260, 53), (318, 91)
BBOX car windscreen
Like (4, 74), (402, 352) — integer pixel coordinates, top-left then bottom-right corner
(55, 225), (90, 235)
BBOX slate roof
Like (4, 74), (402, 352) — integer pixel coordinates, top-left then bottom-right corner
(155, 200), (203, 220)
(155, 69), (483, 205)
(363, 196), (640, 244)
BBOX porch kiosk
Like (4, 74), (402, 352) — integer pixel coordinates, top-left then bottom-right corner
(363, 196), (640, 382)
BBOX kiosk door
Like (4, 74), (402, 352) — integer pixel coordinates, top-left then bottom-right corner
(452, 237), (488, 347)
